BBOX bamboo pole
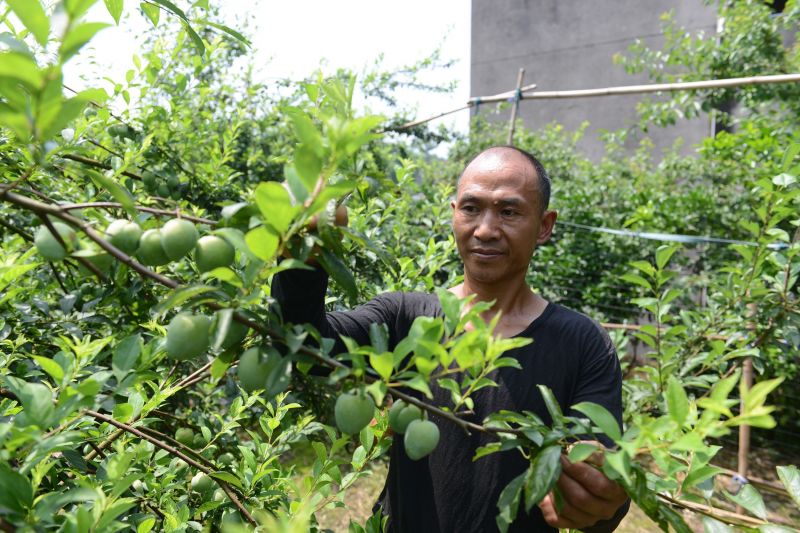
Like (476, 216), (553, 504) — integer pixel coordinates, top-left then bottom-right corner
(736, 301), (757, 513)
(394, 73), (800, 131)
(506, 68), (525, 145)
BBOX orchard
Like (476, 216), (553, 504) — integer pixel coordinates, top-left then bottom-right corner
(0, 1), (799, 532)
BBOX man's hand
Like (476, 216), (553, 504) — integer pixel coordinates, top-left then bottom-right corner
(538, 443), (628, 530)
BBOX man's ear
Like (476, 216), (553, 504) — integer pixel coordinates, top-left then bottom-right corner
(537, 210), (558, 245)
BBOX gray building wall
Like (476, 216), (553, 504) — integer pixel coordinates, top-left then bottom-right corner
(471, 0), (718, 159)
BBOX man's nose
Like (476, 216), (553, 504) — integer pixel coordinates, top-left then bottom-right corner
(474, 212), (500, 241)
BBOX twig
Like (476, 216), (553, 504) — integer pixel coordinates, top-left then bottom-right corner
(85, 409), (257, 526)
(61, 153), (143, 182)
(59, 201), (216, 225)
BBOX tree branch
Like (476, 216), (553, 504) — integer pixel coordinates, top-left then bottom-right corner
(85, 409), (257, 526)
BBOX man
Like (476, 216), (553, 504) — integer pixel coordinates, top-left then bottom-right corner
(273, 146), (629, 532)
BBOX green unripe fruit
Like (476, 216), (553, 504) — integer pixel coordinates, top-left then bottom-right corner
(212, 312), (249, 350)
(106, 219), (142, 255)
(191, 472), (213, 493)
(218, 452), (235, 466)
(334, 392), (375, 435)
(213, 488), (226, 502)
(192, 433), (206, 448)
(388, 400), (423, 434)
(195, 235), (235, 273)
(167, 175), (179, 190)
(157, 183), (170, 198)
(165, 313), (212, 360)
(237, 347), (270, 392)
(175, 428), (194, 446)
(142, 171), (157, 190)
(161, 219), (198, 260)
(35, 222), (78, 261)
(170, 187), (182, 200)
(404, 419), (440, 460)
(137, 229), (170, 266)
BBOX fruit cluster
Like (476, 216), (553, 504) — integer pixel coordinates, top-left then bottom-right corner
(334, 394), (440, 460)
(34, 218), (236, 273)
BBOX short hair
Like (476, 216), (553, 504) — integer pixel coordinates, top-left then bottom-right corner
(457, 145), (551, 211)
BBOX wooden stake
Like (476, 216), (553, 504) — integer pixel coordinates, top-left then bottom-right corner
(736, 301), (757, 513)
(507, 68), (525, 145)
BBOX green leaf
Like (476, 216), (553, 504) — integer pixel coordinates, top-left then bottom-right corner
(524, 445), (562, 512)
(723, 484), (767, 520)
(64, 0), (98, 19)
(86, 169), (136, 216)
(0, 51), (43, 88)
(141, 3), (160, 26)
(318, 249), (357, 304)
(294, 144), (323, 192)
(369, 352), (393, 381)
(666, 376), (689, 427)
(603, 450), (632, 485)
(104, 0), (123, 23)
(208, 471), (243, 490)
(781, 143), (800, 172)
(202, 20), (251, 46)
(5, 377), (54, 428)
(619, 273), (652, 290)
(112, 335), (141, 376)
(7, 0), (49, 46)
(743, 377), (784, 413)
(60, 22), (110, 62)
(776, 465), (800, 508)
(537, 385), (564, 425)
(153, 284), (220, 316)
(32, 355), (64, 383)
(254, 182), (296, 234)
(495, 471), (525, 533)
(245, 225), (279, 262)
(702, 517), (733, 533)
(286, 108), (323, 154)
(0, 463), (33, 514)
(571, 401), (621, 442)
(655, 244), (680, 270)
(112, 402), (134, 422)
(567, 442), (599, 464)
(137, 517), (156, 533)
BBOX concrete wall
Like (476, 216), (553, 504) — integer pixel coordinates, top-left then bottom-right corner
(471, 0), (718, 159)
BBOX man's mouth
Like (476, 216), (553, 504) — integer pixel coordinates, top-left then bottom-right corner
(471, 248), (503, 259)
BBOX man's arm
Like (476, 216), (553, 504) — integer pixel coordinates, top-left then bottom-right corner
(539, 322), (629, 532)
(271, 266), (403, 353)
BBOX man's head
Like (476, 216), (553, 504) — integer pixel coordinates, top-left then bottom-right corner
(451, 146), (557, 285)
(457, 146), (551, 213)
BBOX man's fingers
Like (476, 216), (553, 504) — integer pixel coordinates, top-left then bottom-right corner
(538, 492), (585, 529)
(557, 463), (618, 521)
(560, 455), (624, 502)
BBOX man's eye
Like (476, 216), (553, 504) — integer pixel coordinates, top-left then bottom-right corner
(461, 205), (479, 214)
(501, 209), (517, 217)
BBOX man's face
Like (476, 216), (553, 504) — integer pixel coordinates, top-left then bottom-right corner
(451, 150), (555, 285)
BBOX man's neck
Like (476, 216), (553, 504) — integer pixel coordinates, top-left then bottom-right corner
(449, 274), (548, 336)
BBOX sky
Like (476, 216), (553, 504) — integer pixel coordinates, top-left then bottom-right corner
(64, 1), (472, 134)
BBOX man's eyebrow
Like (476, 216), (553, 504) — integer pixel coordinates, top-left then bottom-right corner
(458, 194), (525, 206)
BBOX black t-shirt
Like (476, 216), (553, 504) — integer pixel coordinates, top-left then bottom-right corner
(272, 268), (627, 533)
